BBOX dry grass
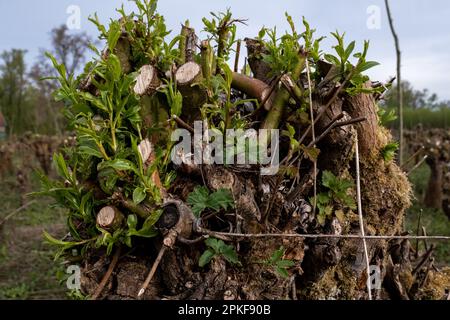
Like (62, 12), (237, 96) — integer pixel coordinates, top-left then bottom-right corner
(0, 172), (67, 299)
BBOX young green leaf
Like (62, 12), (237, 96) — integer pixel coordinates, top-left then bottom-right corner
(220, 243), (240, 265)
(97, 159), (138, 173)
(133, 186), (146, 204)
(187, 186), (210, 217)
(199, 238), (241, 267)
(187, 186), (234, 217)
(381, 142), (399, 162)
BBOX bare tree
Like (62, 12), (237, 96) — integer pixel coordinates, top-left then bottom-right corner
(385, 0), (403, 164)
(0, 49), (32, 136)
(48, 25), (92, 76)
(29, 25), (94, 134)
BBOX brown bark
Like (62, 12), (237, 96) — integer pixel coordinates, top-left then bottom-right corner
(244, 38), (272, 83)
(176, 62), (207, 123)
(424, 157), (443, 209)
(97, 206), (124, 230)
(179, 22), (197, 64)
(231, 72), (272, 107)
(134, 65), (161, 96)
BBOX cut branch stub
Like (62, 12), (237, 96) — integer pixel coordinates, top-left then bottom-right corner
(134, 65), (161, 96)
(261, 52), (306, 133)
(176, 61), (203, 86)
(200, 40), (214, 82)
(343, 82), (385, 157)
(97, 206), (124, 230)
(176, 62), (207, 124)
(231, 72), (273, 110)
(155, 199), (196, 247)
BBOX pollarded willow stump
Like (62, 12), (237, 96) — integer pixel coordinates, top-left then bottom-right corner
(60, 5), (420, 300)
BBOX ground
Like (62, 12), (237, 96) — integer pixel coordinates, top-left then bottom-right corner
(0, 173), (67, 299)
(405, 161), (450, 266)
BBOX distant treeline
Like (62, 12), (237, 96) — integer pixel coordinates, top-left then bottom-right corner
(0, 25), (93, 137)
(385, 107), (450, 129)
(1, 26), (449, 136)
(382, 80), (450, 129)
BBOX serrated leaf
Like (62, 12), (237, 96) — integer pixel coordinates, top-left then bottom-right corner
(321, 170), (336, 189)
(219, 243), (240, 265)
(270, 246), (285, 263)
(205, 237), (221, 253)
(275, 266), (289, 278)
(199, 249), (216, 267)
(300, 145), (320, 162)
(317, 211), (326, 226)
(187, 187), (234, 217)
(381, 142), (399, 162)
(207, 188), (234, 212)
(276, 259), (295, 268)
(187, 186), (210, 217)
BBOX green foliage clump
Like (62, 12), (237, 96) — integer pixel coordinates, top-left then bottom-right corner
(381, 141), (399, 162)
(312, 170), (356, 225)
(187, 186), (234, 217)
(35, 0), (180, 259)
(262, 246), (295, 278)
(202, 9), (242, 62)
(198, 237), (240, 267)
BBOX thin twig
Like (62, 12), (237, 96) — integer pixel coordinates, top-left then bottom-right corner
(305, 59), (317, 214)
(385, 0), (403, 164)
(407, 155), (428, 175)
(234, 40), (241, 73)
(306, 113), (343, 147)
(171, 115), (194, 134)
(415, 209), (423, 259)
(355, 132), (372, 300)
(330, 116), (367, 129)
(401, 146), (424, 169)
(297, 69), (355, 147)
(197, 229), (450, 241)
(0, 200), (37, 227)
(422, 226), (429, 251)
(412, 244), (434, 275)
(290, 275), (297, 300)
(90, 246), (121, 300)
(138, 245), (167, 298)
(307, 116), (368, 148)
(177, 235), (209, 245)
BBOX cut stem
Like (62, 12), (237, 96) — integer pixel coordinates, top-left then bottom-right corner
(90, 246), (121, 300)
(137, 245), (167, 298)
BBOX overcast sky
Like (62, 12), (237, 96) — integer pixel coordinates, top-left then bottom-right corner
(1, 0), (449, 99)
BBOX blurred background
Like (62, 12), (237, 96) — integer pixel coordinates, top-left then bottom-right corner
(0, 0), (449, 299)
